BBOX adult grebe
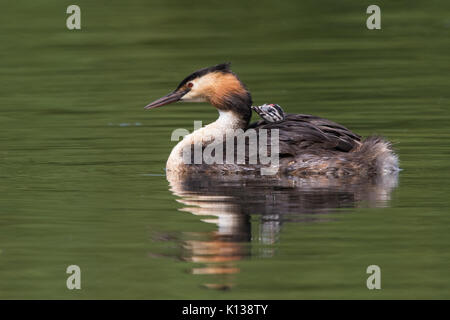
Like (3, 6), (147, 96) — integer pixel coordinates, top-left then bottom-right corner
(144, 63), (399, 177)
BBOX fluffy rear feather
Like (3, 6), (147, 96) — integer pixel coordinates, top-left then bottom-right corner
(283, 135), (399, 177)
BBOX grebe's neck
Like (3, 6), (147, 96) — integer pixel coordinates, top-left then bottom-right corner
(190, 109), (247, 142)
(211, 110), (248, 131)
(166, 110), (247, 172)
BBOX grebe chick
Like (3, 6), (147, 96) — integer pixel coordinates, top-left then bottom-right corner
(144, 63), (399, 177)
(252, 104), (285, 123)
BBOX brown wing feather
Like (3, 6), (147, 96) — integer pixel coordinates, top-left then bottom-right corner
(185, 114), (361, 171)
(248, 114), (361, 154)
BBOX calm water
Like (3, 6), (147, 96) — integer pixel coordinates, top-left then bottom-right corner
(0, 0), (449, 299)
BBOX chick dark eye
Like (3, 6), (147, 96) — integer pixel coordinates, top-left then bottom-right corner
(187, 82), (193, 88)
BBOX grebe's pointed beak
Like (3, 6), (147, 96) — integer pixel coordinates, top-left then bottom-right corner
(144, 89), (189, 110)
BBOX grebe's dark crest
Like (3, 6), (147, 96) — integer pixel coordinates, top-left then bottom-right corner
(144, 63), (399, 177)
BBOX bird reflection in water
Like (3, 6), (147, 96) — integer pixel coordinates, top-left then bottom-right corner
(166, 173), (398, 290)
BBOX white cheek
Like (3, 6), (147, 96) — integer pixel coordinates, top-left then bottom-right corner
(182, 98), (207, 103)
(180, 90), (207, 102)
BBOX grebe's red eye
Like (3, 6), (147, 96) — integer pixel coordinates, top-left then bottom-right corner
(187, 82), (193, 88)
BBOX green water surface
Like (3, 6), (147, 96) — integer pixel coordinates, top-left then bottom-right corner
(0, 0), (449, 299)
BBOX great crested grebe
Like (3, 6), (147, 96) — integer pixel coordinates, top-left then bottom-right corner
(144, 63), (399, 177)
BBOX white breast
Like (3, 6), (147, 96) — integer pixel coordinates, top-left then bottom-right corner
(166, 110), (243, 172)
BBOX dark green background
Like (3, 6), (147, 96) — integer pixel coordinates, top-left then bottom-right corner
(0, 0), (449, 298)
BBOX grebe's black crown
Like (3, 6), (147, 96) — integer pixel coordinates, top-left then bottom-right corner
(175, 63), (232, 91)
